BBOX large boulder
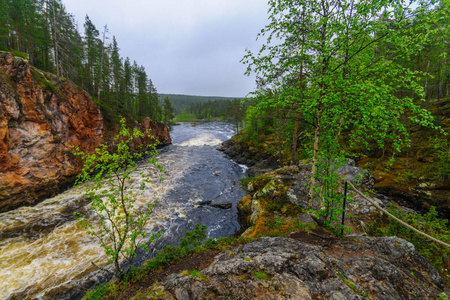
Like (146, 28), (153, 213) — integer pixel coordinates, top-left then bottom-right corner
(335, 159), (375, 191)
(155, 236), (445, 299)
(286, 160), (379, 214)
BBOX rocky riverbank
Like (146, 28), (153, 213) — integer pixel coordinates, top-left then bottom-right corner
(0, 52), (171, 212)
(217, 138), (281, 177)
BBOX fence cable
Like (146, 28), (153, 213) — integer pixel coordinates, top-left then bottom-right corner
(346, 180), (450, 249)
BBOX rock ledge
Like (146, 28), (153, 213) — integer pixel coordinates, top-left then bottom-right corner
(153, 236), (445, 299)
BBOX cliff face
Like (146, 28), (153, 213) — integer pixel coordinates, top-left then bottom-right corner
(0, 52), (171, 212)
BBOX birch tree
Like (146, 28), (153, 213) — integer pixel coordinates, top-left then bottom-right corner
(243, 0), (436, 211)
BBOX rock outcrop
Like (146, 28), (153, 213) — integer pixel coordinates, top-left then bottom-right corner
(235, 163), (384, 237)
(218, 138), (280, 177)
(155, 236), (446, 299)
(0, 52), (171, 212)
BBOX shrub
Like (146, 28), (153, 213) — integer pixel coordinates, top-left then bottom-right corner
(367, 205), (450, 271)
(73, 117), (163, 280)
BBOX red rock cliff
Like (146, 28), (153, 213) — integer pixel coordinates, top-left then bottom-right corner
(0, 52), (171, 212)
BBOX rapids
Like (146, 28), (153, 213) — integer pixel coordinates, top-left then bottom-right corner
(0, 122), (246, 300)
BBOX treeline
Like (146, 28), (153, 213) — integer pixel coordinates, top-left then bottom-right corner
(175, 98), (248, 133)
(184, 99), (238, 119)
(0, 0), (161, 121)
(159, 94), (238, 115)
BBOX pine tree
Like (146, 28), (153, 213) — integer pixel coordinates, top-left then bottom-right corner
(83, 15), (99, 94)
(163, 97), (175, 127)
(111, 35), (122, 110)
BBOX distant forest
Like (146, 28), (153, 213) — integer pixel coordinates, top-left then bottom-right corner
(0, 0), (161, 122)
(158, 94), (241, 115)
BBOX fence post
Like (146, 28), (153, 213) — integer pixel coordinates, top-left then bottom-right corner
(341, 181), (348, 236)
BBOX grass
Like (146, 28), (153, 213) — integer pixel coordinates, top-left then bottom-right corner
(336, 271), (368, 297)
(254, 271), (271, 281)
(83, 228), (251, 300)
(187, 269), (209, 281)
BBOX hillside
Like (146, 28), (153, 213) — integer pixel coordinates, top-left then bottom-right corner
(159, 94), (241, 115)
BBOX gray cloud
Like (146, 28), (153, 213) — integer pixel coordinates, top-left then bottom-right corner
(64, 0), (268, 97)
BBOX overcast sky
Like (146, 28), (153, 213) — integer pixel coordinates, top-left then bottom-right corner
(62, 0), (269, 97)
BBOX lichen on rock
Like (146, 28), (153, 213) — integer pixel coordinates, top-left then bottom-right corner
(156, 236), (446, 299)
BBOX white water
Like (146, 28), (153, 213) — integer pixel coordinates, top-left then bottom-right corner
(0, 122), (245, 300)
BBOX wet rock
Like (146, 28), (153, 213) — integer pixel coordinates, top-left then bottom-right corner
(197, 200), (212, 206)
(158, 237), (445, 299)
(348, 194), (385, 215)
(376, 185), (450, 221)
(282, 164), (314, 209)
(236, 162), (384, 237)
(209, 202), (232, 209)
(286, 187), (308, 208)
(296, 213), (315, 223)
(246, 157), (280, 177)
(282, 161), (380, 213)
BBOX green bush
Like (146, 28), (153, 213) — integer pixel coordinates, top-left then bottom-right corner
(368, 205), (450, 271)
(432, 137), (450, 182)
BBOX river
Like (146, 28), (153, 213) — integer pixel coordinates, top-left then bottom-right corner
(0, 122), (247, 300)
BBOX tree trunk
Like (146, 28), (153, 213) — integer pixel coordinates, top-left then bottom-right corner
(424, 59), (430, 98)
(277, 110), (283, 164)
(291, 110), (300, 165)
(308, 103), (322, 209)
(44, 1), (50, 71)
(309, 7), (328, 209)
(291, 63), (303, 165)
(97, 24), (107, 101)
(52, 0), (60, 83)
